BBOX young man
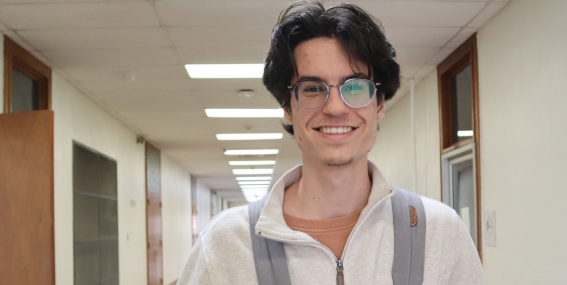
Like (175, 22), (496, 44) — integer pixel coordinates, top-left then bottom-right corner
(178, 2), (486, 284)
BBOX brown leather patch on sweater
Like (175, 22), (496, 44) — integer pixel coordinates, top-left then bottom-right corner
(409, 206), (418, 227)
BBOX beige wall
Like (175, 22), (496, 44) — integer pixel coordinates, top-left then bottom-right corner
(0, 34), (4, 113)
(53, 72), (148, 285)
(161, 155), (193, 285)
(52, 72), (194, 284)
(477, 0), (567, 283)
(369, 70), (441, 201)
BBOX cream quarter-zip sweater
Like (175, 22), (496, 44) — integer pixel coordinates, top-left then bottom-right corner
(177, 162), (486, 285)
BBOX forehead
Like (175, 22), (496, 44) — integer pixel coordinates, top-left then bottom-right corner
(293, 37), (367, 79)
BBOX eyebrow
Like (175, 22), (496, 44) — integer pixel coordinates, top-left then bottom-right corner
(295, 73), (370, 84)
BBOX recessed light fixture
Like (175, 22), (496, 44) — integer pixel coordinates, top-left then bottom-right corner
(217, 134), (283, 141)
(225, 149), (279, 155)
(236, 176), (271, 181)
(185, 64), (264, 79)
(457, 130), (474, 137)
(233, 169), (274, 175)
(238, 181), (271, 185)
(205, 109), (284, 118)
(229, 160), (276, 166)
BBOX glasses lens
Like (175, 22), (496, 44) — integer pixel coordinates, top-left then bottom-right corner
(341, 79), (375, 107)
(295, 81), (328, 109)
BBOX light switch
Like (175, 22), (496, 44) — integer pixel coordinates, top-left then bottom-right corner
(483, 210), (496, 247)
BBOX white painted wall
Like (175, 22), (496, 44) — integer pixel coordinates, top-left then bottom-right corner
(477, 0), (567, 283)
(161, 155), (193, 285)
(52, 72), (194, 285)
(52, 72), (147, 285)
(0, 34), (4, 113)
(369, 70), (441, 200)
(195, 180), (211, 234)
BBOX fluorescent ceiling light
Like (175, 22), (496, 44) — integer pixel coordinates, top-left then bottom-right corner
(205, 109), (284, 118)
(185, 64), (264, 79)
(225, 149), (279, 156)
(241, 185), (270, 189)
(243, 190), (268, 196)
(218, 133), (283, 141)
(457, 130), (474, 137)
(233, 169), (273, 175)
(236, 176), (271, 181)
(229, 160), (276, 166)
(238, 181), (271, 185)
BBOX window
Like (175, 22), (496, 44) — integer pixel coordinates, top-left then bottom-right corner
(73, 143), (119, 285)
(438, 34), (482, 257)
(3, 36), (51, 113)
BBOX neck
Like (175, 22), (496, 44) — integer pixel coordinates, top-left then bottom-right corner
(283, 156), (372, 219)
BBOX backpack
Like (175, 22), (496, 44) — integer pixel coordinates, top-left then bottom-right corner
(248, 186), (426, 285)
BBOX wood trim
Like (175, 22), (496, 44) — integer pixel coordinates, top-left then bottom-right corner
(437, 34), (483, 260)
(145, 142), (163, 285)
(3, 36), (52, 113)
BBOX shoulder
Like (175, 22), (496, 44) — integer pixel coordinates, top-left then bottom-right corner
(419, 196), (461, 233)
(199, 205), (252, 248)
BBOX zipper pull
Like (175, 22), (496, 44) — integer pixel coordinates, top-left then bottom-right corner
(336, 259), (344, 285)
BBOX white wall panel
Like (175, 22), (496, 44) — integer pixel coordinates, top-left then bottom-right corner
(369, 70), (441, 200)
(161, 155), (192, 285)
(196, 180), (211, 234)
(52, 72), (147, 285)
(477, 0), (567, 283)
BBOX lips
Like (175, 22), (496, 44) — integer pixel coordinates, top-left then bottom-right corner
(316, 126), (356, 134)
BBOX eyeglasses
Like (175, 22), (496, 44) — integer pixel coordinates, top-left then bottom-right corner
(288, 78), (380, 109)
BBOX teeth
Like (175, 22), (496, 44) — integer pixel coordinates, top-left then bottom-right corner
(320, 127), (353, 134)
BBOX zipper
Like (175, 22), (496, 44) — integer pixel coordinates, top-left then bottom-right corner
(257, 189), (395, 284)
(336, 259), (344, 285)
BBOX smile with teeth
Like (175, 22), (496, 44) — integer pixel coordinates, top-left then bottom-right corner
(317, 126), (355, 134)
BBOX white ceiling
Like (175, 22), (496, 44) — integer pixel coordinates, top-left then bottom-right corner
(0, 0), (509, 201)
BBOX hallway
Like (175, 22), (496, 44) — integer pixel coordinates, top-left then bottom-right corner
(0, 0), (566, 284)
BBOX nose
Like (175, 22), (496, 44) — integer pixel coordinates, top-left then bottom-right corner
(322, 86), (349, 116)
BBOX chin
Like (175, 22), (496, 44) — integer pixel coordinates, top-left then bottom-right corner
(323, 156), (355, 167)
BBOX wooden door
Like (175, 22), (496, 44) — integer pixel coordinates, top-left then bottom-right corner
(146, 144), (163, 285)
(0, 110), (54, 284)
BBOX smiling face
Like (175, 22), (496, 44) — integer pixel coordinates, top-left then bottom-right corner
(285, 37), (386, 167)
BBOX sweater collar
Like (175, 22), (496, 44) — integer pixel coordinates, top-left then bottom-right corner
(254, 160), (394, 242)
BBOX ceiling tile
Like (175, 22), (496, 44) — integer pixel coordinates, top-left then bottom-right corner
(79, 79), (193, 93)
(357, 1), (486, 27)
(427, 47), (457, 65)
(177, 46), (267, 64)
(0, 21), (7, 30)
(19, 28), (169, 50)
(41, 48), (178, 67)
(3, 30), (36, 51)
(0, 2), (159, 30)
(467, 1), (509, 28)
(93, 90), (201, 103)
(413, 65), (436, 78)
(62, 65), (188, 81)
(387, 27), (459, 48)
(395, 47), (440, 64)
(155, 1), (286, 27)
(445, 28), (477, 48)
(399, 64), (423, 79)
(167, 26), (272, 48)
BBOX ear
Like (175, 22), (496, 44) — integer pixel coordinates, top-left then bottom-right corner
(376, 97), (386, 123)
(283, 107), (293, 125)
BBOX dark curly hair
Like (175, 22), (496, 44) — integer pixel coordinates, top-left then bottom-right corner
(263, 1), (401, 135)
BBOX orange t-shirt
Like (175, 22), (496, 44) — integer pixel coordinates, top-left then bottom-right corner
(283, 211), (361, 259)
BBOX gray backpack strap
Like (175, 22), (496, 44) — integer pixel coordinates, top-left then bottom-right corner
(391, 186), (427, 285)
(248, 195), (292, 285)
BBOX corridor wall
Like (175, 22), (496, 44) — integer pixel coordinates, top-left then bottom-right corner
(51, 72), (194, 284)
(161, 156), (193, 285)
(52, 72), (147, 284)
(476, 0), (567, 283)
(195, 179), (212, 234)
(368, 70), (442, 201)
